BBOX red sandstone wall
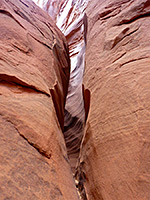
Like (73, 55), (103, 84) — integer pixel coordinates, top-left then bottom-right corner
(80, 0), (150, 199)
(0, 0), (79, 199)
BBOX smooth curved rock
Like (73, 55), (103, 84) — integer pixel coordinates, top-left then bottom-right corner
(28, 1), (150, 199)
(0, 0), (79, 199)
(79, 0), (150, 199)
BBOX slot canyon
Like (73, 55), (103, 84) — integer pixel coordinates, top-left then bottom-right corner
(0, 0), (150, 199)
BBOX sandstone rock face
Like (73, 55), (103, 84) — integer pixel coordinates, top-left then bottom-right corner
(80, 0), (150, 199)
(0, 0), (79, 199)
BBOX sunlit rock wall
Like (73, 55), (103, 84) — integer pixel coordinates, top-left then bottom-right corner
(0, 0), (79, 199)
(79, 0), (150, 199)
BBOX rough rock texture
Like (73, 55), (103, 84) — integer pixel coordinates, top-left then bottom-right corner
(79, 0), (150, 199)
(33, 0), (89, 172)
(0, 0), (79, 199)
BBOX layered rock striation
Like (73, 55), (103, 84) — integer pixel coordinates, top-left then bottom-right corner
(0, 0), (79, 199)
(79, 0), (150, 199)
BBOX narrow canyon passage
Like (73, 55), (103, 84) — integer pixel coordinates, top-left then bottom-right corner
(33, 0), (89, 173)
(1, 0), (150, 199)
(32, 1), (90, 199)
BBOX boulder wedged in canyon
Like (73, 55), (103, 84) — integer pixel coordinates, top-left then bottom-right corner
(0, 0), (79, 199)
(78, 0), (150, 199)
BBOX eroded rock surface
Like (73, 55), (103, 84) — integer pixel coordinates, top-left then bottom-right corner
(0, 0), (79, 199)
(79, 0), (150, 199)
(4, 0), (150, 199)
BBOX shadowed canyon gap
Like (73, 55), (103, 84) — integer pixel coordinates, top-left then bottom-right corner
(33, 0), (90, 172)
(0, 0), (150, 200)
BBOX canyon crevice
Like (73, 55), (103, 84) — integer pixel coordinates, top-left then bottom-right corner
(33, 0), (90, 173)
(1, 0), (150, 200)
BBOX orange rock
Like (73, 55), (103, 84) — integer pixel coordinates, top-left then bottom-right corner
(80, 0), (150, 199)
(0, 0), (79, 199)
